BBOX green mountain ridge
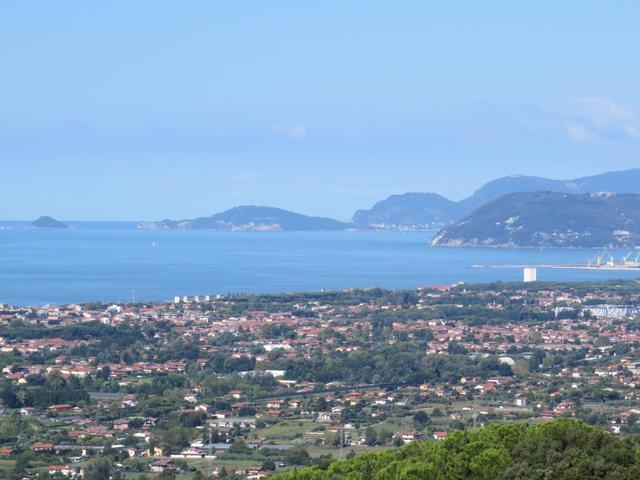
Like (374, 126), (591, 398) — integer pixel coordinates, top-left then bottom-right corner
(354, 169), (640, 229)
(431, 192), (640, 248)
(459, 168), (640, 211)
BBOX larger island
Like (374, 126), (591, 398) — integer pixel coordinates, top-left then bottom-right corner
(138, 205), (349, 231)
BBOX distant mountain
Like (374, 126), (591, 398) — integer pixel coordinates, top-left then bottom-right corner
(352, 193), (465, 230)
(139, 206), (349, 231)
(30, 216), (69, 229)
(351, 169), (640, 230)
(460, 168), (640, 211)
(138, 169), (640, 233)
(432, 191), (640, 248)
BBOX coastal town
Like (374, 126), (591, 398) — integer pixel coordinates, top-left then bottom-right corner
(2, 279), (640, 479)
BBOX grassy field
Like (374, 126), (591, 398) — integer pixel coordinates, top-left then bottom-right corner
(0, 458), (16, 477)
(0, 458), (62, 479)
(254, 419), (313, 441)
(124, 473), (193, 479)
(121, 457), (263, 479)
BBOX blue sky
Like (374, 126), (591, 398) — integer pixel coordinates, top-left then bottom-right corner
(1, 1), (639, 220)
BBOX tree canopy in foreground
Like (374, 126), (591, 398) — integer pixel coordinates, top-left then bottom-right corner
(274, 419), (640, 480)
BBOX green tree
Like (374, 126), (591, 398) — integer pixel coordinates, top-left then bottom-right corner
(285, 447), (311, 466)
(84, 457), (113, 480)
(413, 410), (429, 427)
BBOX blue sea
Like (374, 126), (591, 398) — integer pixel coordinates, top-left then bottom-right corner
(0, 221), (638, 306)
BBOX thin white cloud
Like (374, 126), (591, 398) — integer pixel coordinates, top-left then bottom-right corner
(565, 97), (638, 142)
(272, 122), (307, 140)
(340, 127), (363, 138)
(571, 97), (634, 127)
(623, 124), (640, 139)
(564, 122), (596, 142)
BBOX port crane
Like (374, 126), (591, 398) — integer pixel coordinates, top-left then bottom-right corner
(586, 249), (640, 269)
(622, 250), (640, 266)
(473, 247), (640, 271)
(588, 249), (614, 268)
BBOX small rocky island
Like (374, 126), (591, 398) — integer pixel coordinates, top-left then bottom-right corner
(30, 216), (69, 229)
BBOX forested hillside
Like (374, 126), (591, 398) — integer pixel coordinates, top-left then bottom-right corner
(274, 419), (640, 480)
(432, 192), (640, 248)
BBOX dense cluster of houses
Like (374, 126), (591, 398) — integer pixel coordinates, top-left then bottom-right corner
(2, 281), (640, 477)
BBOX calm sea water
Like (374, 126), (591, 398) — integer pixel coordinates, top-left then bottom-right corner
(0, 222), (638, 305)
